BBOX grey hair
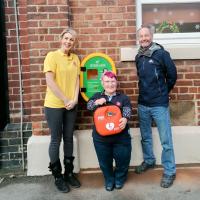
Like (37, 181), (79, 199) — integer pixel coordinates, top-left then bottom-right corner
(59, 28), (77, 40)
(137, 24), (155, 36)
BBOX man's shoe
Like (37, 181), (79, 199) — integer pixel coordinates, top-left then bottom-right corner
(160, 174), (176, 188)
(135, 161), (155, 174)
(105, 183), (114, 191)
(115, 184), (123, 190)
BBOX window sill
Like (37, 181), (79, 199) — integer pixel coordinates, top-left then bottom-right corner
(120, 44), (200, 61)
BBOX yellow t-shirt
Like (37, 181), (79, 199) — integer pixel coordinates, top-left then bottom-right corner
(43, 50), (80, 108)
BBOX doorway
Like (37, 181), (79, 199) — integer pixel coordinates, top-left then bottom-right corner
(0, 0), (9, 130)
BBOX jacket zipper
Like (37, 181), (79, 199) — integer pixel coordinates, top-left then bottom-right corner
(142, 57), (145, 71)
(154, 68), (162, 94)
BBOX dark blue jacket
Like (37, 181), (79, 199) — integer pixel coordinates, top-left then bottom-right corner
(135, 43), (177, 107)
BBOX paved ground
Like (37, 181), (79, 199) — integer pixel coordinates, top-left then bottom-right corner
(0, 167), (200, 200)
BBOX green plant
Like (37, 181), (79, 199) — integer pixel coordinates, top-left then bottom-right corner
(156, 21), (179, 33)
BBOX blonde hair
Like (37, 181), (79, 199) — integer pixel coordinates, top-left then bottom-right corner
(60, 28), (77, 40)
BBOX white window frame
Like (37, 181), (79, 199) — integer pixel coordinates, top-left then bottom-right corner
(136, 0), (200, 44)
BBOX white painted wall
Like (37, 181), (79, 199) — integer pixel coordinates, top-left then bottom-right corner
(120, 44), (200, 61)
(27, 126), (200, 176)
(27, 135), (79, 176)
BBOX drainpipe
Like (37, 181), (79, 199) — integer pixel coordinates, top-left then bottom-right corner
(67, 0), (71, 27)
(14, 0), (25, 170)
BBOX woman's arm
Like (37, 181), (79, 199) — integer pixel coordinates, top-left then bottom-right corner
(87, 92), (106, 111)
(119, 95), (132, 130)
(45, 71), (69, 106)
(73, 76), (79, 104)
(65, 76), (80, 110)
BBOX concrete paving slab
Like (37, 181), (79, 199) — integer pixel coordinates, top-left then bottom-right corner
(0, 167), (200, 200)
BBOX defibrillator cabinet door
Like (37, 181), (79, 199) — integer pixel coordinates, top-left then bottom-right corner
(80, 53), (116, 102)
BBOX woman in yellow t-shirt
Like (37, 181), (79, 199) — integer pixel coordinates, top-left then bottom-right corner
(44, 28), (80, 193)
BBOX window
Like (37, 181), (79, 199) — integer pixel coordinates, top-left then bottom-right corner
(136, 0), (200, 44)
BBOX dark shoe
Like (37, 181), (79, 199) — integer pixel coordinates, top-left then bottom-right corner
(105, 183), (114, 191)
(48, 160), (70, 193)
(115, 184), (123, 190)
(135, 161), (155, 174)
(160, 174), (176, 188)
(64, 156), (81, 188)
(55, 176), (70, 193)
(64, 173), (81, 188)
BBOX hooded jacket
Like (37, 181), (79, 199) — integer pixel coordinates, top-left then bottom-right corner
(135, 43), (177, 107)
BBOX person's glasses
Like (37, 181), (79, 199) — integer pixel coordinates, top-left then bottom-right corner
(103, 80), (116, 84)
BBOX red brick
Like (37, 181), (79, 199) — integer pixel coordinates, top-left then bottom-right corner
(18, 7), (27, 15)
(49, 13), (68, 19)
(80, 28), (98, 34)
(189, 87), (198, 93)
(196, 94), (200, 99)
(81, 42), (100, 48)
(99, 27), (117, 34)
(31, 115), (46, 122)
(177, 94), (194, 100)
(38, 6), (58, 12)
(108, 7), (126, 13)
(127, 5), (135, 12)
(47, 0), (67, 4)
(176, 80), (193, 86)
(120, 82), (137, 88)
(78, 1), (97, 7)
(118, 0), (134, 5)
(27, 0), (47, 5)
(185, 73), (200, 79)
(179, 87), (188, 93)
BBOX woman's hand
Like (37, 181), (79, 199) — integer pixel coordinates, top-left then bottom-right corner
(65, 100), (77, 110)
(94, 98), (106, 106)
(119, 117), (127, 130)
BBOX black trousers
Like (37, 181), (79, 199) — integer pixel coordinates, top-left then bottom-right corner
(45, 106), (77, 163)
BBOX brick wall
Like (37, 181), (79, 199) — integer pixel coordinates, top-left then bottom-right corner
(0, 123), (31, 170)
(70, 0), (200, 128)
(71, 0), (137, 129)
(1, 0), (70, 169)
(1, 0), (200, 170)
(173, 60), (200, 125)
(5, 0), (31, 124)
(26, 0), (70, 135)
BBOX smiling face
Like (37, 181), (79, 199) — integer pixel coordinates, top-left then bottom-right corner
(102, 75), (117, 96)
(138, 27), (153, 48)
(60, 32), (76, 54)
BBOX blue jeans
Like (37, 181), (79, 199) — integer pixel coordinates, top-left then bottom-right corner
(138, 104), (176, 176)
(93, 138), (131, 186)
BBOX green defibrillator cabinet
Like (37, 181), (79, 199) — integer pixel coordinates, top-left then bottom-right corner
(80, 53), (116, 102)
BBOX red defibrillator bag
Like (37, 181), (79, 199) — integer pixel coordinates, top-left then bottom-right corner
(93, 104), (122, 136)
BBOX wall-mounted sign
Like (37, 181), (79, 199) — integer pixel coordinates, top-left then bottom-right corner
(80, 53), (116, 102)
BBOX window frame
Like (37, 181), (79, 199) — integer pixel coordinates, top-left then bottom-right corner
(136, 0), (200, 44)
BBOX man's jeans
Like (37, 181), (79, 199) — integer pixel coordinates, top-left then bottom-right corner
(138, 104), (176, 176)
(93, 139), (131, 186)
